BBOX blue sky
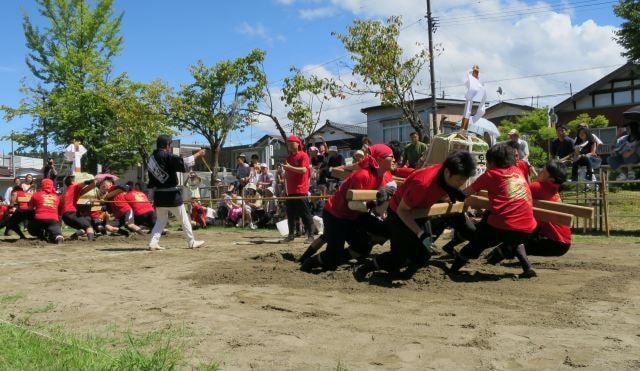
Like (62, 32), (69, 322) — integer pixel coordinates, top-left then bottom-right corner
(0, 0), (626, 153)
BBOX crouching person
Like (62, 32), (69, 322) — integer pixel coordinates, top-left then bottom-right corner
(300, 144), (396, 273)
(27, 179), (64, 244)
(354, 151), (476, 280)
(450, 143), (537, 278)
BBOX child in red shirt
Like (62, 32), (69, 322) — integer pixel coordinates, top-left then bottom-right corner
(300, 144), (396, 272)
(354, 151), (477, 280)
(27, 178), (64, 243)
(124, 181), (157, 230)
(525, 160), (572, 256)
(452, 142), (537, 278)
(61, 175), (97, 241)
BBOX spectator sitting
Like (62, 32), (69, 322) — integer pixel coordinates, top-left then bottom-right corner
(234, 154), (250, 192)
(190, 199), (207, 229)
(551, 124), (575, 164)
(608, 121), (640, 181)
(571, 127), (600, 181)
(257, 186), (277, 228)
(257, 163), (275, 191)
(243, 183), (261, 229)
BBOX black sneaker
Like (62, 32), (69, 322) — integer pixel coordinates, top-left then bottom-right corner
(353, 261), (376, 282)
(281, 235), (295, 243)
(519, 269), (537, 279)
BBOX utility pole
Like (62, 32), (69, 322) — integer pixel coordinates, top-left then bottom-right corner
(426, 0), (438, 138)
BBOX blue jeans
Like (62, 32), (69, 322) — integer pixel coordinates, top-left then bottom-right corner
(607, 152), (640, 170)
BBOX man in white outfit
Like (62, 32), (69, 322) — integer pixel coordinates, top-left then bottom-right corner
(147, 134), (206, 250)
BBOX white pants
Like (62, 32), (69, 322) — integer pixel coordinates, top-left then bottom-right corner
(149, 204), (195, 248)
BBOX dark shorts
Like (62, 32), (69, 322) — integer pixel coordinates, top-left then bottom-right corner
(62, 211), (91, 230)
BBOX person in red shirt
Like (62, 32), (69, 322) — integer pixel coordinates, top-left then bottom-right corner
(27, 178), (64, 243)
(451, 142), (537, 278)
(281, 135), (315, 243)
(0, 197), (9, 233)
(100, 178), (143, 235)
(61, 175), (97, 241)
(190, 199), (207, 229)
(354, 151), (476, 280)
(524, 160), (572, 256)
(5, 184), (32, 239)
(124, 181), (157, 230)
(299, 144), (396, 273)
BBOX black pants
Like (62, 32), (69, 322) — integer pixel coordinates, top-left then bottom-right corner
(459, 220), (532, 260)
(525, 237), (571, 257)
(6, 209), (32, 238)
(285, 196), (314, 238)
(27, 219), (62, 242)
(316, 210), (372, 269)
(134, 212), (157, 229)
(374, 211), (430, 273)
(572, 156), (592, 180)
(62, 211), (92, 230)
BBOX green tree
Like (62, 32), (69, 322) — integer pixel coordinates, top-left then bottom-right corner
(169, 49), (267, 179)
(2, 0), (128, 172)
(497, 108), (558, 167)
(614, 0), (640, 63)
(281, 66), (343, 138)
(565, 113), (609, 135)
(333, 16), (430, 140)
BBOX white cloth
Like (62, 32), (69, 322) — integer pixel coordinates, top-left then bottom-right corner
(463, 70), (487, 121)
(3, 187), (13, 206)
(149, 204), (195, 248)
(64, 143), (87, 174)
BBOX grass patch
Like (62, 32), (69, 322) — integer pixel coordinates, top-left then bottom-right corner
(26, 303), (55, 314)
(573, 234), (640, 245)
(0, 293), (25, 305)
(0, 320), (220, 370)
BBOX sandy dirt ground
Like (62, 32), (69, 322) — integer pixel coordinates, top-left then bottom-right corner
(1, 228), (639, 370)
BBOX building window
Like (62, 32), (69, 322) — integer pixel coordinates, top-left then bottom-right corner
(613, 80), (632, 88)
(576, 96), (592, 110)
(594, 93), (611, 107)
(614, 90), (632, 105)
(382, 121), (412, 143)
(634, 89), (640, 103)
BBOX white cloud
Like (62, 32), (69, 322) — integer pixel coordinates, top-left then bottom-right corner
(299, 7), (337, 20)
(325, 0), (625, 109)
(274, 0), (296, 5)
(236, 22), (286, 45)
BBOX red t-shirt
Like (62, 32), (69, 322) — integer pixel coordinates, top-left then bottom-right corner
(394, 167), (415, 178)
(470, 166), (537, 233)
(0, 205), (9, 222)
(285, 151), (311, 195)
(12, 189), (30, 211)
(29, 191), (60, 221)
(106, 186), (132, 219)
(60, 183), (82, 214)
(389, 164), (448, 212)
(516, 160), (530, 183)
(124, 190), (155, 216)
(529, 181), (571, 244)
(325, 168), (394, 220)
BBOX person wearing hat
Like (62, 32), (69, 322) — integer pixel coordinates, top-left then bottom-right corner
(257, 186), (277, 228)
(257, 163), (275, 191)
(507, 129), (529, 162)
(184, 171), (202, 199)
(300, 144), (396, 273)
(402, 132), (428, 168)
(147, 134), (206, 250)
(325, 145), (345, 180)
(282, 135), (315, 243)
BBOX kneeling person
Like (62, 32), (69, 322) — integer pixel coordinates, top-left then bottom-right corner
(300, 144), (396, 272)
(27, 179), (64, 243)
(355, 151), (476, 279)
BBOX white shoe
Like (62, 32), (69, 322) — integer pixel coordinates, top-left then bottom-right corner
(616, 173), (627, 181)
(189, 240), (205, 249)
(249, 223), (257, 230)
(149, 244), (165, 251)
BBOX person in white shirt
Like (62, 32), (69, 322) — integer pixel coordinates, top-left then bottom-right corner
(4, 177), (20, 206)
(507, 129), (529, 162)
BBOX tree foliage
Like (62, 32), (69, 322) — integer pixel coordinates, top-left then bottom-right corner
(1, 0), (168, 173)
(614, 0), (640, 63)
(169, 49), (266, 178)
(565, 113), (609, 135)
(281, 67), (343, 138)
(333, 16), (430, 140)
(497, 108), (558, 167)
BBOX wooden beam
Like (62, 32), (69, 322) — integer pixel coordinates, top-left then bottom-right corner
(465, 195), (573, 226)
(475, 190), (593, 218)
(347, 201), (464, 218)
(346, 189), (379, 201)
(533, 200), (594, 219)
